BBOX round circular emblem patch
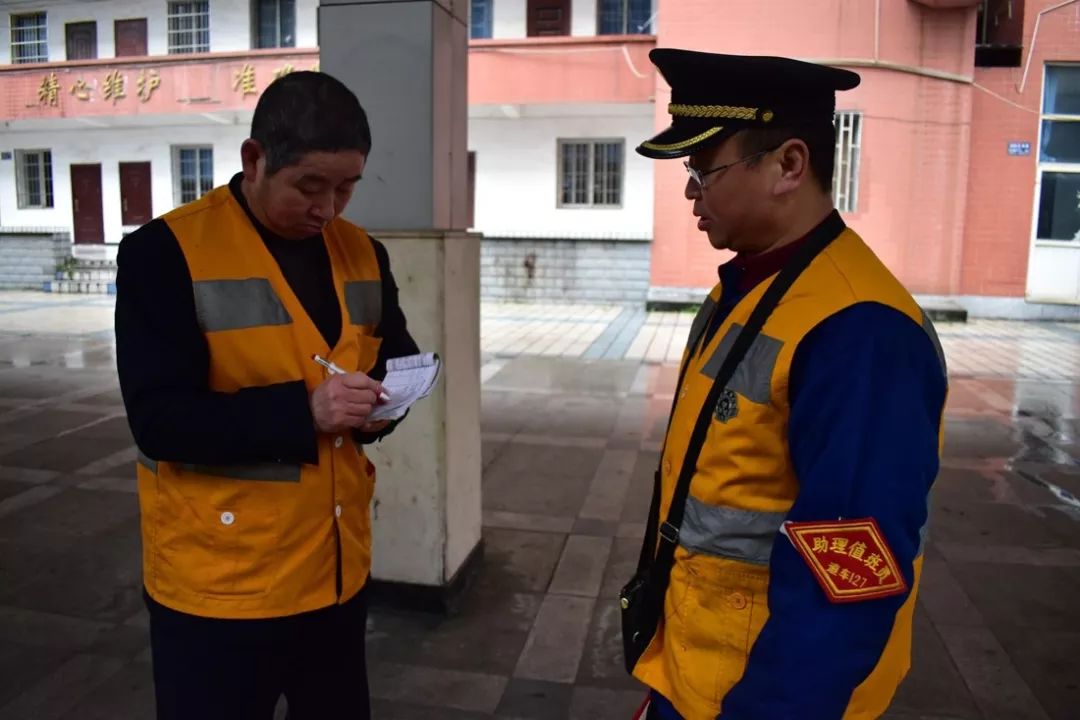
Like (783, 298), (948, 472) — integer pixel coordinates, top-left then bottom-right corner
(715, 388), (739, 423)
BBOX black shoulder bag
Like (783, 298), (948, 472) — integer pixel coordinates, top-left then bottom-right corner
(619, 227), (837, 674)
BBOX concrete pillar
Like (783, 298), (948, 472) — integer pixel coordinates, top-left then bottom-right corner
(319, 0), (482, 607)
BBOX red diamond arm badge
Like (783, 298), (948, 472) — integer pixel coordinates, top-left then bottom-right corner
(783, 518), (908, 604)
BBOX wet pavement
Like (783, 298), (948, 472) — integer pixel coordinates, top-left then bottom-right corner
(0, 291), (1077, 719)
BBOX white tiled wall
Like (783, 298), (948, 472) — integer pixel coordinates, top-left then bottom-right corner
(0, 0), (320, 64)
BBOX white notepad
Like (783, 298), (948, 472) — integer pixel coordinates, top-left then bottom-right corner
(368, 352), (441, 422)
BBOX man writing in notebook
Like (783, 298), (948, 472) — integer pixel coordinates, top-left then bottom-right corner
(623, 51), (948, 719)
(115, 71), (418, 719)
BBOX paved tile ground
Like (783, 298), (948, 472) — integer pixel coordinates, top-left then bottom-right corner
(5, 292), (1079, 380)
(0, 291), (1078, 719)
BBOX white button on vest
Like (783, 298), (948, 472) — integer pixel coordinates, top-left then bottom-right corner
(334, 436), (344, 449)
(220, 511), (235, 526)
(335, 504), (342, 518)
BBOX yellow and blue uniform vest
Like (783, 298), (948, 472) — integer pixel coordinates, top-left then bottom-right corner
(135, 185), (384, 620)
(634, 222), (947, 719)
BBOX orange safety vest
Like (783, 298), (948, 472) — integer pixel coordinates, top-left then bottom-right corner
(632, 227), (946, 719)
(136, 185), (384, 620)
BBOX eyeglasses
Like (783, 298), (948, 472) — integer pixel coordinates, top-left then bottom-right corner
(683, 146), (781, 189)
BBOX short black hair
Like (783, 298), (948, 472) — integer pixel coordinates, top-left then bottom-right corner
(738, 121), (836, 192)
(251, 71), (372, 174)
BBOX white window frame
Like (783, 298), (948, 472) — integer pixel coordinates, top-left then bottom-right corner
(557, 138), (625, 209)
(597, 0), (655, 35)
(252, 0), (295, 49)
(10, 11), (48, 64)
(1032, 63), (1080, 248)
(832, 111), (862, 214)
(167, 1), (210, 54)
(172, 146), (214, 206)
(15, 149), (54, 209)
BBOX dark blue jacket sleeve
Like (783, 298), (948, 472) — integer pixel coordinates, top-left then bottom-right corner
(719, 302), (947, 719)
(115, 220), (320, 465)
(352, 238), (420, 445)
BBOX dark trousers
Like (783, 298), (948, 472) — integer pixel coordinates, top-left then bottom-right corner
(146, 585), (371, 720)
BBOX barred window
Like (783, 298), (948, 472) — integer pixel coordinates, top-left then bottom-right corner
(15, 150), (54, 209)
(173, 147), (214, 205)
(11, 12), (48, 64)
(833, 111), (862, 213)
(168, 1), (210, 54)
(558, 140), (624, 208)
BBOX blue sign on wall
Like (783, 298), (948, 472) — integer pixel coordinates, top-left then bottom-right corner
(1008, 142), (1031, 157)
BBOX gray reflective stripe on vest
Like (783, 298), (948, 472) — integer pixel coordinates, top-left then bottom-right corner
(345, 280), (382, 326)
(920, 310), (946, 557)
(193, 279), (292, 333)
(679, 496), (787, 565)
(180, 462), (302, 482)
(137, 452), (300, 482)
(686, 296), (717, 355)
(915, 490), (931, 557)
(680, 496), (929, 565)
(137, 451), (157, 473)
(920, 309), (948, 377)
(700, 324), (784, 404)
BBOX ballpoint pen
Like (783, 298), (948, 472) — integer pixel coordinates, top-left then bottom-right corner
(312, 354), (391, 402)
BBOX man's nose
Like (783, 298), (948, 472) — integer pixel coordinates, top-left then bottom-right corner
(685, 177), (701, 200)
(311, 193), (335, 221)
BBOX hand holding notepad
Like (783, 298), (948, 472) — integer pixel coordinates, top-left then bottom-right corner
(366, 352), (441, 422)
(311, 351), (441, 424)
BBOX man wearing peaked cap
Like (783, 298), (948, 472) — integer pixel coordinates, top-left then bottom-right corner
(621, 50), (948, 720)
(637, 50), (860, 161)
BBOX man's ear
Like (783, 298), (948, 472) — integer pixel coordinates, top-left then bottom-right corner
(772, 138), (811, 197)
(240, 139), (264, 182)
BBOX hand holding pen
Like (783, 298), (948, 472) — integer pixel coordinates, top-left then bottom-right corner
(313, 355), (391, 402)
(308, 354), (391, 434)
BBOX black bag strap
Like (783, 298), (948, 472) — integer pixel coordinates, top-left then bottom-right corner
(636, 334), (700, 571)
(638, 221), (840, 580)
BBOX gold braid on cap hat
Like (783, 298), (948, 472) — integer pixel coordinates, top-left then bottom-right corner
(668, 103), (763, 121)
(640, 126), (723, 152)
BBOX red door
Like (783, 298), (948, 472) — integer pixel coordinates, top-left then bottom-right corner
(70, 164), (104, 244)
(114, 18), (148, 57)
(527, 0), (571, 36)
(65, 22), (97, 60)
(119, 162), (153, 226)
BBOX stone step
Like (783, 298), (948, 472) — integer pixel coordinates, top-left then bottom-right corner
(0, 247), (68, 257)
(49, 258), (118, 289)
(0, 271), (53, 281)
(0, 279), (51, 291)
(55, 269), (118, 283)
(70, 259), (117, 269)
(42, 280), (116, 294)
(0, 233), (72, 292)
(0, 248), (61, 256)
(922, 300), (968, 323)
(0, 261), (57, 271)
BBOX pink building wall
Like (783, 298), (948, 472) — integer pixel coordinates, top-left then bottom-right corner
(649, 0), (981, 295)
(0, 50), (318, 122)
(962, 0), (1080, 297)
(3, 0), (1074, 302)
(469, 35), (655, 106)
